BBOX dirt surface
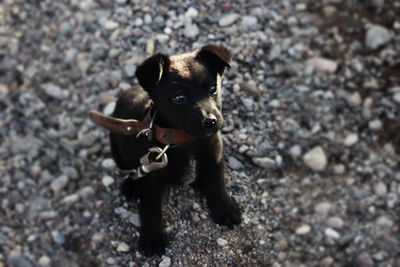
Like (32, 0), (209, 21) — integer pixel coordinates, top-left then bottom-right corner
(1, 0), (399, 266)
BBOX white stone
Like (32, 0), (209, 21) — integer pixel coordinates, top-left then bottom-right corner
(185, 7), (199, 19)
(344, 134), (359, 146)
(43, 83), (69, 100)
(368, 119), (382, 130)
(218, 14), (240, 27)
(61, 194), (79, 205)
(295, 224), (311, 235)
(38, 255), (51, 266)
(104, 20), (119, 30)
(307, 57), (338, 73)
(289, 145), (302, 158)
(324, 228), (340, 239)
(217, 237), (228, 247)
(365, 25), (391, 49)
(102, 158), (116, 170)
(241, 15), (258, 28)
(116, 242), (130, 252)
(303, 146), (328, 171)
(102, 176), (115, 187)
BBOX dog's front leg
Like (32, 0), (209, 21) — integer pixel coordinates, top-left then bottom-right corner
(195, 134), (242, 228)
(137, 179), (167, 256)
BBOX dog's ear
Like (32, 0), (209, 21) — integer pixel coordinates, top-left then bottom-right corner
(135, 53), (170, 91)
(195, 45), (231, 74)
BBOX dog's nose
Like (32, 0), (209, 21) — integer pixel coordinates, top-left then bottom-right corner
(202, 116), (217, 128)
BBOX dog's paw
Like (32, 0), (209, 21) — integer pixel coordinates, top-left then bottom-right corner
(138, 233), (167, 257)
(210, 197), (242, 229)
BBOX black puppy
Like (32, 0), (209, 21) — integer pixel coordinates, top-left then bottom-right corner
(110, 45), (241, 256)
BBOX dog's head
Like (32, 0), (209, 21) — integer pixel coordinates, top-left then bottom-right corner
(135, 45), (231, 138)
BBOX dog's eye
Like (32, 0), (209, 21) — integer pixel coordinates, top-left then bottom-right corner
(172, 93), (187, 104)
(209, 84), (217, 94)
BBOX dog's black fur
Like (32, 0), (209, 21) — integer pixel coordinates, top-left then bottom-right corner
(110, 45), (241, 256)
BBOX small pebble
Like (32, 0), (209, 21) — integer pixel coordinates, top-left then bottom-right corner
(252, 157), (276, 169)
(102, 158), (116, 170)
(327, 217), (344, 229)
(374, 182), (387, 197)
(116, 242), (130, 252)
(324, 228), (341, 239)
(295, 224), (311, 235)
(159, 256), (171, 267)
(343, 134), (359, 146)
(303, 146), (328, 171)
(218, 14), (240, 27)
(217, 238), (228, 247)
(51, 230), (66, 245)
(102, 176), (115, 187)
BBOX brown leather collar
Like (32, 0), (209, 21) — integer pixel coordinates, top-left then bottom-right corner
(89, 108), (197, 146)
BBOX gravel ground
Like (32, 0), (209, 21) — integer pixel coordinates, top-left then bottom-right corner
(1, 0), (400, 266)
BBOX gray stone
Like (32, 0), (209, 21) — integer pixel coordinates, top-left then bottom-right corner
(269, 44), (281, 61)
(356, 252), (374, 267)
(228, 157), (243, 170)
(123, 64), (135, 78)
(50, 175), (69, 193)
(365, 25), (391, 49)
(252, 157), (276, 169)
(303, 146), (328, 171)
(43, 83), (69, 100)
(219, 14), (240, 27)
(374, 182), (387, 197)
(393, 93), (400, 104)
(63, 167), (79, 180)
(102, 158), (116, 170)
(51, 230), (66, 245)
(129, 213), (141, 227)
(78, 133), (96, 147)
(240, 16), (258, 28)
(183, 23), (199, 38)
(7, 254), (34, 267)
(327, 217), (344, 229)
(159, 256), (171, 267)
(315, 202), (333, 216)
(79, 186), (95, 199)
